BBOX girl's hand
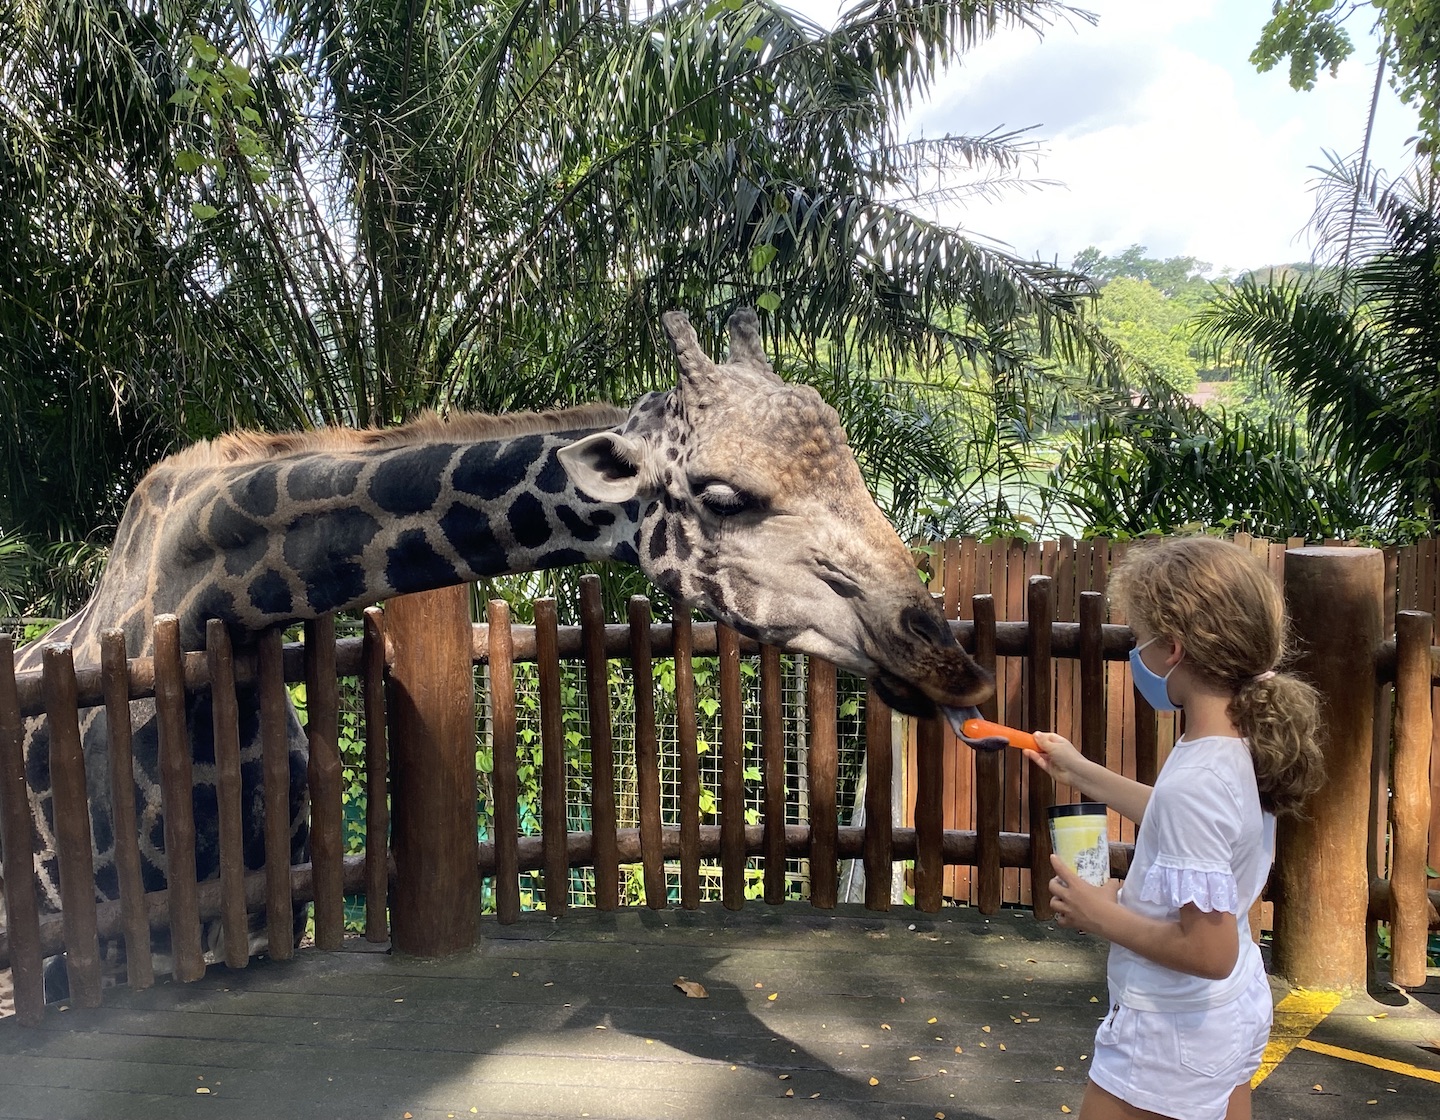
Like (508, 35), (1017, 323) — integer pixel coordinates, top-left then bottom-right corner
(1027, 731), (1085, 786)
(1048, 853), (1120, 935)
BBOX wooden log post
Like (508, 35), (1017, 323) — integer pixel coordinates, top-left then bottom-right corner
(1274, 546), (1383, 992)
(386, 585), (479, 955)
(1390, 609), (1434, 989)
(0, 637), (45, 1024)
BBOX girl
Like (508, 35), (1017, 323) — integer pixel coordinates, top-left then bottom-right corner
(1026, 537), (1325, 1120)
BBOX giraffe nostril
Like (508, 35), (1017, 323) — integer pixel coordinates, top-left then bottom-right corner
(900, 605), (953, 646)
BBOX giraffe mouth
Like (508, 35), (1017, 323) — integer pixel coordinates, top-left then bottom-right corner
(945, 706), (1012, 751)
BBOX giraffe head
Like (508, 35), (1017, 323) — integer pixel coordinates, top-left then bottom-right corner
(559, 308), (993, 725)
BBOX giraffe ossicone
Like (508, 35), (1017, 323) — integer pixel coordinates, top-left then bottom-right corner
(5, 307), (993, 998)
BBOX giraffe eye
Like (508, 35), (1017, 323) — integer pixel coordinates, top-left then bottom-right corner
(696, 480), (760, 517)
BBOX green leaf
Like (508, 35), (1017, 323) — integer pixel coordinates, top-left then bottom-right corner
(744, 37), (765, 53)
(749, 244), (777, 274)
(190, 202), (218, 220)
(756, 291), (781, 312)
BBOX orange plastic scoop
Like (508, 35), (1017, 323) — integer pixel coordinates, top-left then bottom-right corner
(959, 718), (1037, 751)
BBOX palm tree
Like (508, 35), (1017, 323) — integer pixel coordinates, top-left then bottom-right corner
(2, 1), (1104, 572)
(1196, 156), (1440, 534)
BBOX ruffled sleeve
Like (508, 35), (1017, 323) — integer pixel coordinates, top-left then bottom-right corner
(1135, 760), (1246, 915)
(1137, 860), (1239, 914)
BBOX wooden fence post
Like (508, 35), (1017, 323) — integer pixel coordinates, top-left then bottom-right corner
(386, 585), (479, 955)
(1274, 546), (1383, 992)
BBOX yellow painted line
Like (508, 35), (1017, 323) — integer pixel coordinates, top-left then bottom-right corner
(1252, 989), (1343, 1087)
(1296, 1038), (1440, 1084)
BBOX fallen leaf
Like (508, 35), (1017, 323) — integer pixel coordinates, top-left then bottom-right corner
(881, 1023), (892, 1031)
(982, 1025), (992, 1033)
(1088, 996), (1099, 1003)
(810, 1093), (821, 1099)
(674, 978), (709, 999)
(954, 1047), (963, 1054)
(928, 1017), (938, 1024)
(784, 1088), (794, 1098)
(1061, 1107), (1072, 1115)
(767, 992), (778, 1001)
(936, 1113), (946, 1119)
(869, 1077), (880, 1087)
(909, 1055), (921, 1062)
(1368, 1012), (1388, 1021)
(1312, 1084), (1323, 1092)
(779, 1074), (790, 1081)
(1367, 1101), (1378, 1106)
(196, 1088), (211, 1095)
(999, 1043), (1007, 1051)
(1055, 1066), (1065, 1071)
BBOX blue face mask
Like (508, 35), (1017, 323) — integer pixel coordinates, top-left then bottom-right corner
(1130, 637), (1181, 711)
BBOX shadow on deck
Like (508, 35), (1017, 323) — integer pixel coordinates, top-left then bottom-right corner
(1, 905), (1437, 1120)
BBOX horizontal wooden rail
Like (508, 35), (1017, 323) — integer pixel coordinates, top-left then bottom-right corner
(15, 625), (1436, 721)
(0, 855), (384, 967)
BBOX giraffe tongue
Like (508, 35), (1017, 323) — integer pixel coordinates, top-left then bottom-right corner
(944, 706), (1008, 752)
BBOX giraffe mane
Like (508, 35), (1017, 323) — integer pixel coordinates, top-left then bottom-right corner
(164, 404), (631, 469)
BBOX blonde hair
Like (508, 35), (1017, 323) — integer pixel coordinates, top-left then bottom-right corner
(1108, 537), (1326, 818)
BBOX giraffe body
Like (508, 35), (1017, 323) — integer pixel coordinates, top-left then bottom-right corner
(3, 309), (992, 997)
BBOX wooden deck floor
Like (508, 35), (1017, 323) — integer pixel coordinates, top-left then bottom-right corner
(2, 904), (1437, 1119)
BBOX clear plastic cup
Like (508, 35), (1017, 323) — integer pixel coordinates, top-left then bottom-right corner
(1047, 803), (1110, 887)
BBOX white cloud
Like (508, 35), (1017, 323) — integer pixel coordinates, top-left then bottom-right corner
(786, 0), (1419, 274)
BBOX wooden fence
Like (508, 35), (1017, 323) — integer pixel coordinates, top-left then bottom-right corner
(0, 540), (1436, 1029)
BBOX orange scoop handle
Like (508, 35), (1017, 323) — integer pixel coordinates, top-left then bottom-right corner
(960, 718), (1038, 751)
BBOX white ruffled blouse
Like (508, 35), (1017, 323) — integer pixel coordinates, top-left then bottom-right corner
(1106, 736), (1276, 1012)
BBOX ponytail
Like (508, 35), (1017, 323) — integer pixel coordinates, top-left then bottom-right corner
(1230, 670), (1326, 818)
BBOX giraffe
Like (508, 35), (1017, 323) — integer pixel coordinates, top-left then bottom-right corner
(2, 308), (993, 1001)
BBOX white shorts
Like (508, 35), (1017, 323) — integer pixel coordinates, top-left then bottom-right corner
(1088, 966), (1273, 1120)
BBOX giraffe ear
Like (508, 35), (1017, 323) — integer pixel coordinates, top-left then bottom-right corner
(557, 431), (652, 503)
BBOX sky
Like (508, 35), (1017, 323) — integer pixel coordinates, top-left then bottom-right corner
(787, 0), (1417, 276)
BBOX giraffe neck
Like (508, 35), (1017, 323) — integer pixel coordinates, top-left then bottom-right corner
(63, 413), (644, 657)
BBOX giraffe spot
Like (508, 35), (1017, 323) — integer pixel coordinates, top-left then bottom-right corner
(554, 504), (602, 542)
(537, 547), (587, 569)
(249, 570), (293, 617)
(648, 525), (670, 561)
(507, 492), (552, 549)
(283, 509), (380, 578)
(438, 503), (509, 576)
(188, 586), (237, 638)
(232, 465), (279, 518)
(535, 450), (570, 494)
(282, 509), (378, 614)
(285, 457), (363, 503)
(369, 445), (452, 515)
(386, 529), (460, 595)
(673, 523), (693, 562)
(590, 509), (617, 526)
(94, 855), (119, 902)
(452, 436), (542, 501)
(696, 575), (726, 611)
(89, 794), (115, 858)
(306, 561), (367, 614)
(208, 504), (269, 578)
(614, 540), (640, 566)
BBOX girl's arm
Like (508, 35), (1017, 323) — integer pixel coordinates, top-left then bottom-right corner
(1047, 854), (1240, 980)
(1029, 732), (1153, 824)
